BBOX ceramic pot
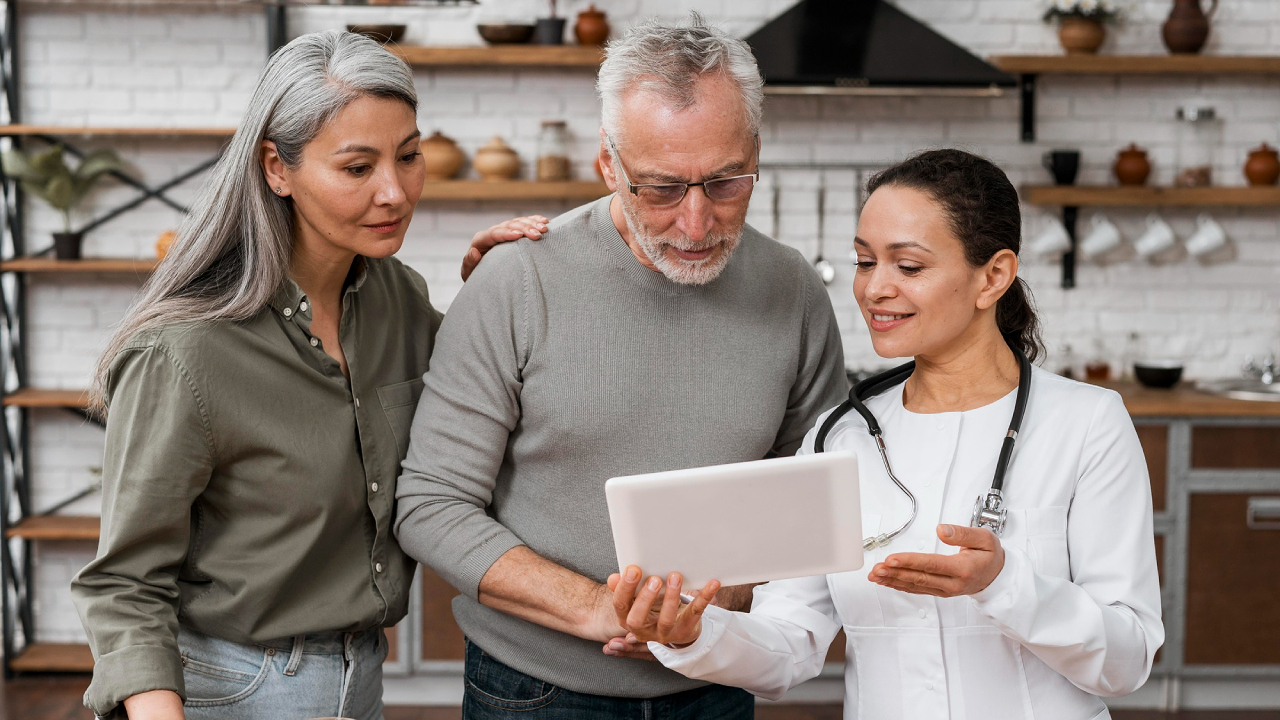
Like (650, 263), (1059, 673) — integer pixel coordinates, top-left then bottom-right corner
(533, 17), (566, 45)
(155, 230), (176, 260)
(420, 131), (466, 181)
(1058, 17), (1106, 55)
(1162, 0), (1218, 54)
(1244, 143), (1280, 186)
(1113, 144), (1152, 186)
(52, 232), (83, 260)
(473, 137), (521, 181)
(574, 5), (609, 46)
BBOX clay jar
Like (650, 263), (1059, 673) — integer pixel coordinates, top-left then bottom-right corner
(420, 131), (465, 181)
(1114, 144), (1152, 186)
(574, 5), (609, 46)
(473, 137), (521, 181)
(1058, 17), (1106, 55)
(1244, 143), (1280, 186)
(1162, 0), (1218, 55)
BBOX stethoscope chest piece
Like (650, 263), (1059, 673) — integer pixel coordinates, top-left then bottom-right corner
(971, 488), (1008, 537)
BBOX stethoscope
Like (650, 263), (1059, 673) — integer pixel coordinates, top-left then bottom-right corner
(815, 349), (1032, 551)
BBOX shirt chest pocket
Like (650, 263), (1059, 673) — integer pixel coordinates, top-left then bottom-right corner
(1003, 505), (1071, 580)
(378, 377), (425, 460)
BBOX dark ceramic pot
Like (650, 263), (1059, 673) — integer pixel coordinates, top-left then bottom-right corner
(52, 232), (83, 260)
(1162, 0), (1218, 54)
(533, 18), (566, 45)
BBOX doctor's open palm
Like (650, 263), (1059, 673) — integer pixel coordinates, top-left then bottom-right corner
(607, 567), (721, 649)
(871, 524), (1005, 597)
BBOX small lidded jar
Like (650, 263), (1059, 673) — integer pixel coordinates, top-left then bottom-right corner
(536, 120), (571, 182)
(1174, 103), (1222, 188)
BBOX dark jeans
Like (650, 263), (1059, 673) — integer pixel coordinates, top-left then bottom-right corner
(462, 639), (755, 719)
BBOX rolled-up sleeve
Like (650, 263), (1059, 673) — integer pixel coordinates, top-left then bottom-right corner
(71, 343), (216, 718)
(394, 243), (532, 599)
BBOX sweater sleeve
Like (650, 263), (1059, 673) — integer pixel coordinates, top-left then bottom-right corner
(393, 242), (533, 599)
(71, 344), (216, 718)
(772, 267), (849, 457)
(969, 391), (1164, 697)
(649, 573), (842, 701)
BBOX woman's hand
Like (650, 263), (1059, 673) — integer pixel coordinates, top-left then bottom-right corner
(122, 689), (184, 720)
(461, 215), (549, 280)
(605, 566), (720, 650)
(870, 524), (1005, 597)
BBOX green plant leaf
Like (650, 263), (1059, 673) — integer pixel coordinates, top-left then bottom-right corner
(43, 172), (75, 212)
(74, 149), (127, 183)
(28, 145), (68, 177)
(1, 149), (42, 181)
(18, 178), (49, 204)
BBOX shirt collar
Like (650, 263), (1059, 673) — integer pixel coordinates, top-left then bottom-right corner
(269, 257), (370, 316)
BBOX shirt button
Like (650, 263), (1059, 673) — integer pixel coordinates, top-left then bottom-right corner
(310, 337), (319, 347)
(299, 301), (308, 312)
(375, 562), (384, 573)
(918, 608), (927, 619)
(371, 482), (379, 493)
(936, 422), (945, 431)
(925, 681), (934, 691)
(355, 398), (361, 408)
(283, 308), (293, 318)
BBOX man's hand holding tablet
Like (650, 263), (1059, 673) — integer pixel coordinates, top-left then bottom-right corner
(603, 567), (720, 655)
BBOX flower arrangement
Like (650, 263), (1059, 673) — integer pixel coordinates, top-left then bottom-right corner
(1043, 0), (1123, 24)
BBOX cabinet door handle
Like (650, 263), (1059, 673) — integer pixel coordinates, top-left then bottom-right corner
(1247, 497), (1280, 530)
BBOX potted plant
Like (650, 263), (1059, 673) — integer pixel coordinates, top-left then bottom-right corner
(534, 0), (565, 45)
(1043, 0), (1123, 55)
(1, 144), (125, 260)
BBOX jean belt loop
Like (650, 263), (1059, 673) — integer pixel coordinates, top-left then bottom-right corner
(283, 635), (305, 676)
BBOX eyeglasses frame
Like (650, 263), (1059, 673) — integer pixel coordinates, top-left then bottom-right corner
(604, 135), (760, 207)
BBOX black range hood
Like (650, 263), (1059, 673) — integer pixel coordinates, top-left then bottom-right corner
(745, 0), (1016, 96)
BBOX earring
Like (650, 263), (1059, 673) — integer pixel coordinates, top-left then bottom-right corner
(275, 187), (282, 194)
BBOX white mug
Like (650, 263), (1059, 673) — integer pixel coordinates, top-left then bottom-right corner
(1133, 213), (1177, 258)
(1080, 213), (1122, 259)
(1030, 216), (1071, 256)
(1185, 213), (1227, 257)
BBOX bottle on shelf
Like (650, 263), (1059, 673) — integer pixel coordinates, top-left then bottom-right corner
(1058, 342), (1078, 380)
(1085, 338), (1112, 382)
(536, 120), (571, 182)
(1121, 332), (1144, 382)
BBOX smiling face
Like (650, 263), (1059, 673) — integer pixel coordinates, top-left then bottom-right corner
(266, 94), (424, 263)
(599, 75), (758, 285)
(853, 185), (1016, 361)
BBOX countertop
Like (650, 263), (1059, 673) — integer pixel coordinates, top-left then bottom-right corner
(1094, 381), (1280, 418)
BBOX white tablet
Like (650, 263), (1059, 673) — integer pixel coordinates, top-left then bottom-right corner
(605, 451), (863, 590)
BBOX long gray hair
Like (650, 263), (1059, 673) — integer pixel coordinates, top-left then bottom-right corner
(89, 30), (417, 415)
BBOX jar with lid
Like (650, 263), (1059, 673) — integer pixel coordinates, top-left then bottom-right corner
(536, 120), (571, 182)
(1174, 104), (1222, 188)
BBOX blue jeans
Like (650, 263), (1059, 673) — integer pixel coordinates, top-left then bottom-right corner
(462, 639), (754, 719)
(178, 625), (387, 720)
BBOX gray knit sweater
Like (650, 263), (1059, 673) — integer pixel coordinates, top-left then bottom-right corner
(394, 196), (848, 698)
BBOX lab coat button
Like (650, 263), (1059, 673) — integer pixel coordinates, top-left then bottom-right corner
(925, 681), (934, 691)
(918, 608), (927, 619)
(935, 422), (945, 430)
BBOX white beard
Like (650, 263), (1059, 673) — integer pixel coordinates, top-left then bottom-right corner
(620, 199), (743, 286)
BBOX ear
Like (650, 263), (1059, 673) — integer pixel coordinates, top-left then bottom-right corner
(260, 140), (291, 198)
(598, 129), (618, 193)
(975, 248), (1018, 311)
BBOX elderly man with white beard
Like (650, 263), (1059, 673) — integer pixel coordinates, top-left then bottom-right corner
(394, 14), (848, 719)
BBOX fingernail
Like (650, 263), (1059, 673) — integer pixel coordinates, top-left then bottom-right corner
(669, 574), (682, 588)
(876, 568), (888, 577)
(625, 567), (639, 582)
(887, 559), (900, 567)
(940, 525), (955, 537)
(647, 577), (661, 591)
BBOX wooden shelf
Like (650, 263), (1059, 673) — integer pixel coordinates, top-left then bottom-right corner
(3, 389), (89, 409)
(6, 516), (99, 541)
(991, 55), (1280, 75)
(10, 643), (94, 673)
(1022, 185), (1280, 208)
(421, 179), (609, 202)
(392, 45), (604, 69)
(1099, 381), (1280, 419)
(0, 124), (234, 138)
(0, 257), (158, 273)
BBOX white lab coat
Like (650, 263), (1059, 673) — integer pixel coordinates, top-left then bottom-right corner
(651, 367), (1163, 720)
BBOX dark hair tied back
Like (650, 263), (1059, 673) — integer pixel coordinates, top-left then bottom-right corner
(865, 149), (1044, 364)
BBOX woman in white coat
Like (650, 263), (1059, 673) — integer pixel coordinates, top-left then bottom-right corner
(606, 149), (1164, 720)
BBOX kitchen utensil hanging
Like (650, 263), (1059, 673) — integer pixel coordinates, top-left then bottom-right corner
(814, 181), (836, 285)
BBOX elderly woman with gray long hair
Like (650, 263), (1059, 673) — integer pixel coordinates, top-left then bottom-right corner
(70, 31), (545, 720)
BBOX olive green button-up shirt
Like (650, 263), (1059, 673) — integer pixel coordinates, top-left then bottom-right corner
(71, 256), (441, 718)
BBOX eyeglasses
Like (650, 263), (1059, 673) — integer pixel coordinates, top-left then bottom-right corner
(606, 136), (759, 208)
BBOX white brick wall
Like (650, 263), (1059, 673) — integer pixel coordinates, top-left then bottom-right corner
(12, 0), (1280, 643)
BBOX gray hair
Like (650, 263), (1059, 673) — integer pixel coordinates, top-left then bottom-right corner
(597, 12), (764, 143)
(89, 30), (417, 415)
